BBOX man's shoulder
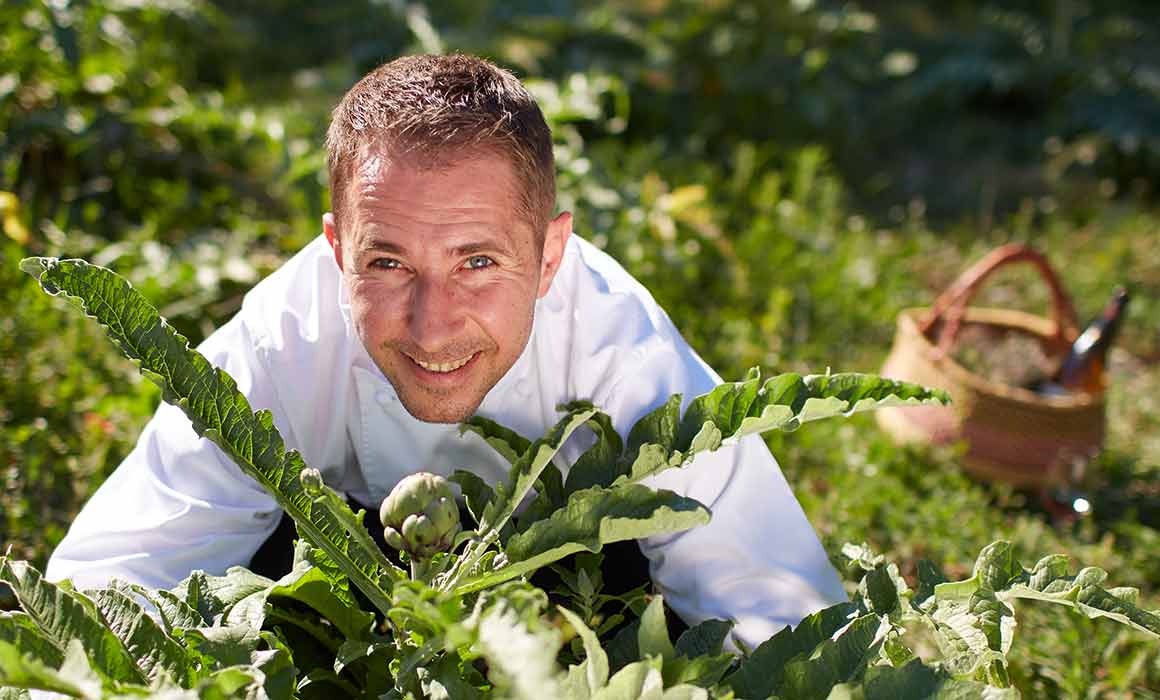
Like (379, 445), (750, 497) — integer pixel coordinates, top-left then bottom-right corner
(232, 235), (347, 349)
(540, 236), (721, 419)
(555, 236), (675, 340)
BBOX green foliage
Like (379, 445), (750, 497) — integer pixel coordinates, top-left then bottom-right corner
(4, 0), (1160, 695)
(2, 538), (1157, 698)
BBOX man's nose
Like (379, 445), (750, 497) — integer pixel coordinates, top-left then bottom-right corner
(408, 278), (465, 352)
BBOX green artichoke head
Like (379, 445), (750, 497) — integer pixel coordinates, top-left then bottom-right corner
(379, 472), (461, 560)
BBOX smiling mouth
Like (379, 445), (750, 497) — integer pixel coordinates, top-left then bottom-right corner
(406, 352), (478, 374)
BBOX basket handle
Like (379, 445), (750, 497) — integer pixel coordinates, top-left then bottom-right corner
(919, 243), (1080, 356)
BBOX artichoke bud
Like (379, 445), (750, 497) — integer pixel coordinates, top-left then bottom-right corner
(380, 472), (462, 560)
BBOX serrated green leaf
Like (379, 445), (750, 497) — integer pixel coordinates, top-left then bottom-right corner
(1027, 555), (1069, 593)
(862, 660), (1020, 700)
(88, 583), (200, 685)
(292, 539), (356, 610)
(456, 485), (708, 595)
(508, 484), (709, 564)
(0, 640), (89, 700)
(177, 625), (258, 669)
(131, 586), (205, 633)
(674, 368), (762, 453)
(22, 258), (402, 616)
(623, 370), (949, 486)
(665, 651), (734, 690)
(725, 602), (859, 699)
(971, 543), (1022, 592)
(970, 587), (1013, 654)
(251, 632), (296, 700)
(0, 558), (144, 684)
(779, 614), (893, 700)
(1005, 582), (1160, 639)
(268, 564), (375, 641)
(0, 639), (98, 699)
(0, 612), (64, 669)
(171, 568), (273, 625)
(624, 394), (683, 464)
(915, 560), (950, 607)
(617, 443), (675, 486)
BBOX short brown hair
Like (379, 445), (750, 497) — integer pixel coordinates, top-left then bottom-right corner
(326, 54), (555, 237)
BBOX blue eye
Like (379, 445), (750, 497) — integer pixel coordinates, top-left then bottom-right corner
(466, 255), (495, 270)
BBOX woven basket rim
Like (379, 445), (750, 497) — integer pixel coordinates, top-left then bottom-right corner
(895, 306), (1106, 410)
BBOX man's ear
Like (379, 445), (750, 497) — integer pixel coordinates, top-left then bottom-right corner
(537, 211), (572, 298)
(323, 212), (344, 272)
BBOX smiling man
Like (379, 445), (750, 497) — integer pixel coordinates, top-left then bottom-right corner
(47, 54), (845, 649)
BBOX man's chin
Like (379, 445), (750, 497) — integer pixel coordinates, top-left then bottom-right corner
(394, 392), (483, 424)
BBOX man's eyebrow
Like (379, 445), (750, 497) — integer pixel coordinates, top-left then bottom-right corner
(360, 238), (406, 255)
(451, 241), (505, 256)
(358, 238), (511, 257)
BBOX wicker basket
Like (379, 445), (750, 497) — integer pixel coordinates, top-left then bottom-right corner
(875, 243), (1106, 489)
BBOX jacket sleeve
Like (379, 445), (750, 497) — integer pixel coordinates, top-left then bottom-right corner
(44, 316), (285, 591)
(595, 349), (848, 650)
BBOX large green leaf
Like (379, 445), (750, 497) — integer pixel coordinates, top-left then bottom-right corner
(171, 569), (274, 626)
(87, 582), (202, 685)
(0, 639), (100, 699)
(725, 601), (859, 699)
(129, 587), (204, 633)
(0, 612), (64, 670)
(0, 558), (144, 685)
(596, 370), (950, 490)
(1005, 569), (1160, 639)
(928, 541), (1160, 641)
(267, 563), (375, 641)
(777, 613), (893, 700)
(452, 484), (709, 595)
(661, 370), (949, 480)
(21, 257), (403, 616)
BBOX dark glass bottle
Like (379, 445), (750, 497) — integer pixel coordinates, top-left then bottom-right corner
(1053, 288), (1129, 394)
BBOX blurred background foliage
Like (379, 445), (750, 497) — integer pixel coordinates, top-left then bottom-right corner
(2, 0), (1158, 695)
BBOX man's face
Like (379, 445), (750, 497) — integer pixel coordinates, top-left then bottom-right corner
(324, 151), (570, 423)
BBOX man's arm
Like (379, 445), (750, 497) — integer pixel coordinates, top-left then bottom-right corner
(594, 348), (846, 650)
(638, 436), (847, 649)
(45, 316), (284, 591)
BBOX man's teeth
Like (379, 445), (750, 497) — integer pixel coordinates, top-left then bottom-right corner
(413, 354), (473, 373)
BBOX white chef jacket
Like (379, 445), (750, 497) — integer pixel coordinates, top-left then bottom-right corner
(46, 234), (845, 648)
